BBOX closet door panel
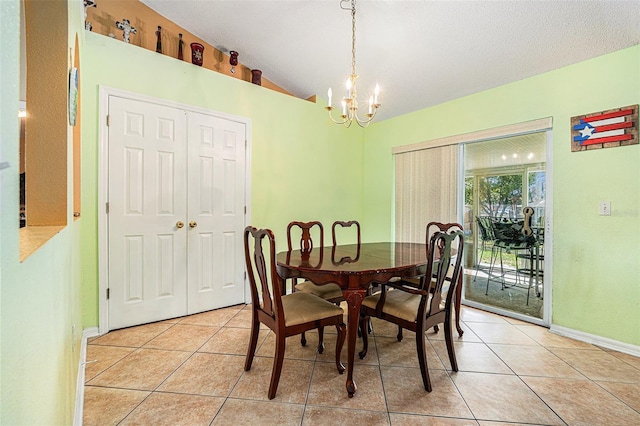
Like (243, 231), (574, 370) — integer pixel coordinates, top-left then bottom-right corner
(186, 112), (246, 314)
(108, 96), (188, 329)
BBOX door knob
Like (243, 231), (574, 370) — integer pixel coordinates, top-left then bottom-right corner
(189, 221), (198, 228)
(176, 221), (185, 229)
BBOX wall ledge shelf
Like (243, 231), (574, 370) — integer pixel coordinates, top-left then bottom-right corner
(20, 225), (65, 261)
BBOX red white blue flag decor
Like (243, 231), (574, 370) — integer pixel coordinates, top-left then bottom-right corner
(571, 105), (638, 152)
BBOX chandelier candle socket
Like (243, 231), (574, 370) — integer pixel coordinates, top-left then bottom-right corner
(326, 0), (381, 128)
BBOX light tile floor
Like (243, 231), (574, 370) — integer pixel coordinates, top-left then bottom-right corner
(83, 305), (640, 425)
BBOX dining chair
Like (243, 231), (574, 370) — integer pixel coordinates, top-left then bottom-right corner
(331, 220), (361, 264)
(244, 226), (346, 399)
(287, 221), (344, 352)
(358, 228), (464, 392)
(331, 220), (372, 336)
(396, 221), (463, 341)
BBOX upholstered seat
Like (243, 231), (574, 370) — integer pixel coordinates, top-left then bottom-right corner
(362, 289), (421, 322)
(294, 281), (344, 301)
(363, 288), (449, 323)
(281, 292), (345, 327)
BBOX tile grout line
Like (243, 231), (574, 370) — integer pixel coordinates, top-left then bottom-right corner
(83, 305), (640, 425)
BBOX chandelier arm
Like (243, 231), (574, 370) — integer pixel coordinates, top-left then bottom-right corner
(354, 109), (377, 127)
(325, 106), (349, 125)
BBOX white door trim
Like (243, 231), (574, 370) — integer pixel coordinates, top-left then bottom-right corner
(97, 85), (252, 334)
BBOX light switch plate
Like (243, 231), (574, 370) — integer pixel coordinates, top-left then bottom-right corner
(599, 201), (611, 216)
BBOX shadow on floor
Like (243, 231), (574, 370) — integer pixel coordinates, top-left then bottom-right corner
(463, 267), (543, 319)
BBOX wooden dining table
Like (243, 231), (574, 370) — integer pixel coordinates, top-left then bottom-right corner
(276, 241), (463, 397)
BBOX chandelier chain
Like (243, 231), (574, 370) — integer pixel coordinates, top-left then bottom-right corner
(351, 0), (356, 76)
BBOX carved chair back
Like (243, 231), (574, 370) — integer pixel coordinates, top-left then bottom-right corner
(287, 220), (324, 253)
(244, 226), (285, 325)
(331, 220), (361, 264)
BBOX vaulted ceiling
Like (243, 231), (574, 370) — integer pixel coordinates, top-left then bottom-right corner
(141, 0), (640, 121)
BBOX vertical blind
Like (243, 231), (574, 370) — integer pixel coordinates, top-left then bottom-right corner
(394, 145), (458, 243)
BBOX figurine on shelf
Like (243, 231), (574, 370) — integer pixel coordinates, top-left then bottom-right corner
(229, 51), (238, 74)
(115, 18), (136, 44)
(190, 42), (204, 66)
(155, 26), (162, 53)
(178, 33), (184, 60)
(83, 0), (96, 31)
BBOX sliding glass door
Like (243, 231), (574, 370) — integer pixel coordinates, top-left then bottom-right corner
(462, 133), (546, 321)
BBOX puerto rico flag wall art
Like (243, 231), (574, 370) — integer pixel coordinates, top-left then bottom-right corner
(571, 105), (638, 152)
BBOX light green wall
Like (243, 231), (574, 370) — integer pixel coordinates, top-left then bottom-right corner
(80, 32), (364, 326)
(363, 45), (640, 346)
(0, 0), (85, 424)
(1, 1), (637, 421)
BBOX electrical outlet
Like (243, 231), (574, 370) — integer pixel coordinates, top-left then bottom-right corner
(599, 201), (611, 216)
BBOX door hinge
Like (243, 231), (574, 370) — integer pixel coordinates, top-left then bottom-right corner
(106, 114), (110, 126)
(107, 288), (110, 299)
(106, 202), (109, 214)
(244, 206), (246, 214)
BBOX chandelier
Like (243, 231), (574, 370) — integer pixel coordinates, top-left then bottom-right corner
(326, 0), (380, 128)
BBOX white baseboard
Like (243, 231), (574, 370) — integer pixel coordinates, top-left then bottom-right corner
(73, 327), (100, 426)
(550, 324), (640, 357)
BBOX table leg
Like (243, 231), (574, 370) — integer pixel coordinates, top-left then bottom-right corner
(455, 269), (464, 336)
(343, 289), (366, 397)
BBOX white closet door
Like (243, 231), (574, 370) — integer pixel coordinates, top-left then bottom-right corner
(108, 96), (188, 329)
(186, 112), (246, 314)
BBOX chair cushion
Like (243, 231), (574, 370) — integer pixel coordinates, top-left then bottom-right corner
(282, 292), (344, 327)
(295, 281), (344, 300)
(493, 220), (537, 247)
(363, 290), (427, 323)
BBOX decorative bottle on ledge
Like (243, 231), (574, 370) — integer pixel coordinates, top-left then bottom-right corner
(229, 50), (239, 74)
(251, 69), (262, 86)
(155, 26), (162, 53)
(190, 42), (204, 66)
(178, 34), (184, 60)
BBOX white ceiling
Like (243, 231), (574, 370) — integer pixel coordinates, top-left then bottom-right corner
(141, 0), (640, 122)
(465, 133), (546, 171)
